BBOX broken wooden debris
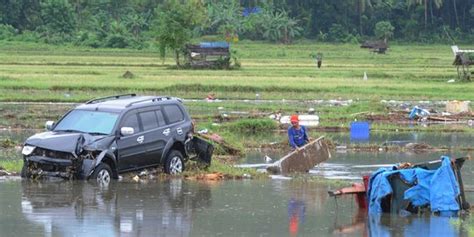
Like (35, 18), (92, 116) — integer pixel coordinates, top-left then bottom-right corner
(266, 136), (331, 174)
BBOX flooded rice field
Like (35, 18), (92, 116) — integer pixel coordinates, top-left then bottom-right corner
(1, 129), (473, 236)
(1, 177), (472, 236)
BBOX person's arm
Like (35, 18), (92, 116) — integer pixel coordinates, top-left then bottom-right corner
(288, 128), (297, 149)
(302, 126), (309, 142)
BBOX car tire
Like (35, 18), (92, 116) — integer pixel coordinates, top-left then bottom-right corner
(164, 150), (185, 174)
(90, 163), (112, 186)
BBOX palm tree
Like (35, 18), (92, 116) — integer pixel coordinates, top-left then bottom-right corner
(407, 0), (444, 28)
(261, 9), (302, 44)
(206, 0), (242, 37)
(125, 14), (147, 38)
(357, 0), (374, 34)
(452, 0), (459, 28)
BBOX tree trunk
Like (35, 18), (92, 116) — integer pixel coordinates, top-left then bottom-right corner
(452, 0), (459, 28)
(358, 0), (362, 35)
(175, 50), (180, 66)
(429, 0), (434, 25)
(424, 0), (428, 29)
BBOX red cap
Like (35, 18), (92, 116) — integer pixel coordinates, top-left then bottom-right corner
(290, 115), (299, 123)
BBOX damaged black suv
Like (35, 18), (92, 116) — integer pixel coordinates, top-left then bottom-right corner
(21, 94), (212, 184)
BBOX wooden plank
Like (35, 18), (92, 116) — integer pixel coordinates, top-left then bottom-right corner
(266, 136), (331, 174)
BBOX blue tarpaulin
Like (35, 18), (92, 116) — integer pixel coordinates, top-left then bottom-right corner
(199, 42), (229, 48)
(367, 156), (460, 214)
(408, 106), (430, 120)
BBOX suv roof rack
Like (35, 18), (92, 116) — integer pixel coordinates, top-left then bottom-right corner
(125, 96), (177, 108)
(85, 94), (137, 104)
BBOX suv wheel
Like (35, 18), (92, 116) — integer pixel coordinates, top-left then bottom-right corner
(164, 150), (184, 174)
(91, 163), (112, 186)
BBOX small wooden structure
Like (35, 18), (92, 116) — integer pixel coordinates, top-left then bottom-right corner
(452, 45), (474, 81)
(360, 40), (388, 54)
(266, 136), (331, 174)
(185, 42), (230, 69)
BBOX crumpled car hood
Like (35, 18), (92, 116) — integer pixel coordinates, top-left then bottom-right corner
(25, 132), (105, 154)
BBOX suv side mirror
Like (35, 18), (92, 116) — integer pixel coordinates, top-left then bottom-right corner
(120, 127), (134, 136)
(45, 121), (55, 131)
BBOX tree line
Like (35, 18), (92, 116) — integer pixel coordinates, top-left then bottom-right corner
(0, 0), (472, 49)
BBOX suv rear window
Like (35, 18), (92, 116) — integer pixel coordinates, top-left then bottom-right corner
(155, 110), (166, 126)
(163, 105), (184, 124)
(139, 111), (158, 131)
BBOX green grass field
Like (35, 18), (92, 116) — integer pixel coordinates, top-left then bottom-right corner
(2, 40), (473, 174)
(0, 40), (473, 102)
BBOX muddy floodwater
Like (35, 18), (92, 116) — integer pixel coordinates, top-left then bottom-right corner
(1, 158), (473, 237)
(1, 129), (473, 236)
(1, 175), (472, 237)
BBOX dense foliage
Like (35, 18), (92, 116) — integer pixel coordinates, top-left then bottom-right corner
(0, 0), (472, 48)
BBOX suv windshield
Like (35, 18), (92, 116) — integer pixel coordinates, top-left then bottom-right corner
(54, 110), (119, 135)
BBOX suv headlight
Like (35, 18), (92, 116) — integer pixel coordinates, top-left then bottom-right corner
(22, 145), (36, 156)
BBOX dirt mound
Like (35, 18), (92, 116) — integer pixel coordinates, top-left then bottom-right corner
(122, 70), (134, 79)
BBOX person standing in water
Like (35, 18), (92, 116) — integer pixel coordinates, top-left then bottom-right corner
(288, 114), (309, 150)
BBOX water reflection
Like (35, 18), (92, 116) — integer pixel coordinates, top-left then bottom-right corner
(367, 213), (465, 237)
(287, 198), (305, 237)
(332, 211), (469, 237)
(20, 179), (212, 237)
(0, 178), (468, 237)
(332, 208), (367, 236)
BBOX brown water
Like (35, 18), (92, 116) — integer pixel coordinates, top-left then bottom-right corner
(1, 129), (473, 236)
(0, 177), (471, 237)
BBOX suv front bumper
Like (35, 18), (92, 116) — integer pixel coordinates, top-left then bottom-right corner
(24, 155), (93, 179)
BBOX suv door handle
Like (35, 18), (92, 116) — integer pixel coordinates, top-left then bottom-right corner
(163, 128), (170, 136)
(177, 127), (183, 135)
(137, 135), (144, 144)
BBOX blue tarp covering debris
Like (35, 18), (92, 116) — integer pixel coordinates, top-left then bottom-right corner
(367, 156), (460, 214)
(408, 106), (430, 120)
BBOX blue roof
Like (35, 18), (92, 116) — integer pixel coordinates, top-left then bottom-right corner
(199, 42), (229, 48)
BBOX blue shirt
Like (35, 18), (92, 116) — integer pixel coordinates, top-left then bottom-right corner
(288, 126), (308, 148)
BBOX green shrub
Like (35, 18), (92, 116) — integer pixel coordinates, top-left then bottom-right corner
(75, 31), (101, 48)
(0, 138), (17, 148)
(0, 24), (18, 40)
(224, 118), (277, 133)
(105, 34), (130, 48)
(13, 30), (40, 42)
(327, 24), (359, 43)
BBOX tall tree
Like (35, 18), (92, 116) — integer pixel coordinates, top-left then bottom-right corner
(40, 0), (76, 35)
(407, 0), (444, 28)
(152, 0), (205, 65)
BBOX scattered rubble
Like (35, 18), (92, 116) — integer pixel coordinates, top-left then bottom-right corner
(0, 166), (18, 177)
(0, 167), (11, 176)
(186, 172), (224, 181)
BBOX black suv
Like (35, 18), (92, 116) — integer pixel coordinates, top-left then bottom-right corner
(21, 94), (212, 184)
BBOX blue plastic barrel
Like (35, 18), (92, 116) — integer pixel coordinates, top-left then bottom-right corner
(350, 121), (370, 141)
